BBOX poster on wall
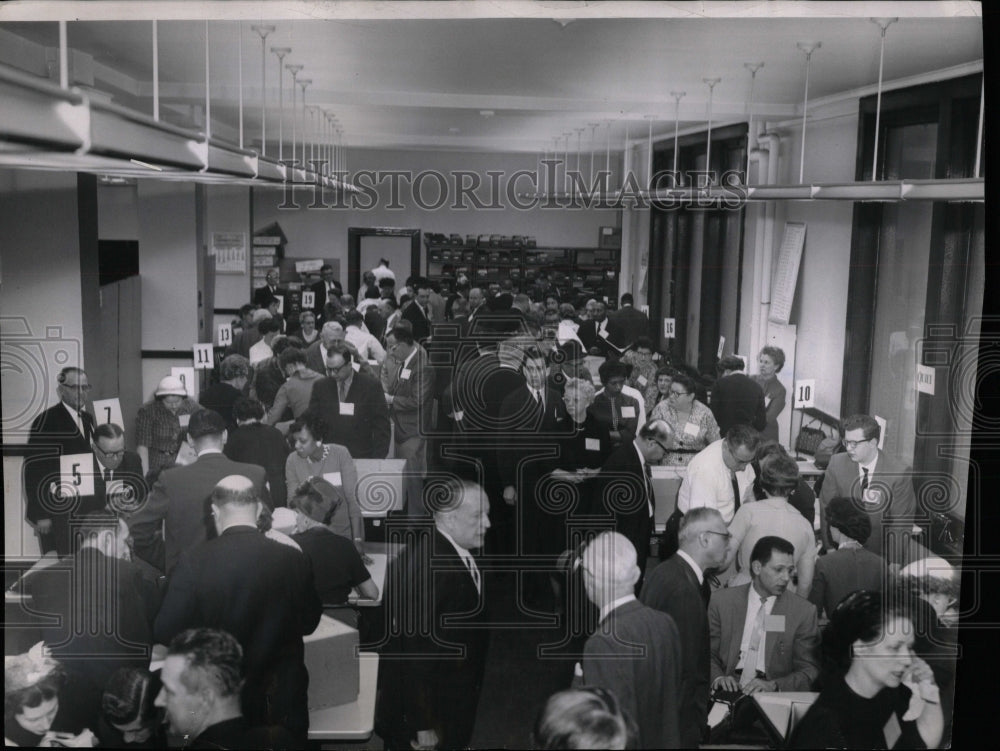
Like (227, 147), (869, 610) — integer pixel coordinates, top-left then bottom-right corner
(768, 222), (807, 325)
(213, 232), (248, 274)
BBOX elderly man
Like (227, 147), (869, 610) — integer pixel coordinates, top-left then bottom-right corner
(89, 422), (146, 515)
(253, 267), (281, 308)
(154, 476), (322, 741)
(591, 419), (673, 590)
(199, 354), (250, 429)
(383, 323), (435, 515)
(818, 413), (917, 563)
(128, 409), (269, 574)
(157, 628), (297, 749)
(24, 366), (96, 555)
(576, 299), (627, 356)
(381, 478), (491, 750)
(641, 508), (729, 747)
(709, 536), (820, 695)
(305, 320), (346, 373)
(309, 344), (391, 459)
(576, 531), (683, 749)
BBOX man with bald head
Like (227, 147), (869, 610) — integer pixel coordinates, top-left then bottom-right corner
(381, 477), (491, 750)
(154, 474), (322, 741)
(576, 531), (683, 749)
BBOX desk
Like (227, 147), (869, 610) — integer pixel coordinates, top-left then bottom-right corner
(348, 541), (400, 608)
(308, 652), (379, 741)
(796, 459), (824, 485)
(650, 465), (686, 533)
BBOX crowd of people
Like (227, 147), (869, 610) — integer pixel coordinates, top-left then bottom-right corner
(8, 258), (957, 748)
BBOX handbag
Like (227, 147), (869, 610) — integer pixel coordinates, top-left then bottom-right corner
(795, 424), (826, 455)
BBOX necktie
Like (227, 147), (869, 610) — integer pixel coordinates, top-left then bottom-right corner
(740, 596), (768, 688)
(80, 410), (94, 442)
(700, 577), (712, 608)
(465, 555), (481, 593)
(731, 473), (742, 514)
(643, 464), (655, 518)
(103, 468), (112, 484)
(861, 467), (870, 493)
(611, 396), (619, 431)
(339, 380), (348, 401)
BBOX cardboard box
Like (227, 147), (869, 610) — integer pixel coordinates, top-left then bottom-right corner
(303, 615), (360, 709)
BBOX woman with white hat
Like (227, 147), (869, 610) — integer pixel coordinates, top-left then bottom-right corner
(134, 375), (199, 477)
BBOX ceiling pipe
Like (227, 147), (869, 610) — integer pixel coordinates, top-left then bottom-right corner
(869, 18), (897, 180)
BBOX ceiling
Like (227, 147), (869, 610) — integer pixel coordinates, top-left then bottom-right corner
(0, 2), (984, 157)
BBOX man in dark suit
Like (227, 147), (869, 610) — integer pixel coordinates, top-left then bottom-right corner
(27, 510), (162, 726)
(154, 476), (322, 742)
(611, 293), (650, 346)
(818, 413), (917, 564)
(24, 366), (96, 555)
(577, 299), (628, 356)
(379, 478), (491, 750)
(641, 508), (729, 747)
(576, 531), (683, 749)
(710, 355), (767, 437)
(311, 263), (343, 319)
(591, 419), (672, 590)
(400, 279), (433, 342)
(253, 268), (281, 308)
(709, 536), (820, 694)
(127, 409), (269, 574)
(89, 422), (146, 516)
(308, 344), (391, 459)
(382, 323), (435, 515)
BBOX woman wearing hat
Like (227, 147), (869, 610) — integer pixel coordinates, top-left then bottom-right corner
(135, 375), (199, 477)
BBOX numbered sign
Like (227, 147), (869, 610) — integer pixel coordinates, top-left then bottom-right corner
(663, 318), (676, 338)
(92, 398), (124, 429)
(217, 323), (233, 347)
(60, 453), (95, 497)
(193, 343), (214, 370)
(873, 415), (887, 450)
(171, 367), (197, 400)
(916, 364), (935, 395)
(301, 290), (316, 309)
(794, 379), (816, 409)
(717, 336), (726, 358)
(273, 295), (285, 314)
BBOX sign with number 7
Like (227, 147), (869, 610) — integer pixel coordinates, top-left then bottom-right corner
(92, 398), (124, 429)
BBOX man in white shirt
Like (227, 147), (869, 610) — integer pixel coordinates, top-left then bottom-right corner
(343, 310), (386, 364)
(708, 536), (820, 695)
(371, 257), (396, 284)
(678, 424), (761, 524)
(248, 317), (281, 366)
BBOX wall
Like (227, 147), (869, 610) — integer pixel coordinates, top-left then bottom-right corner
(252, 148), (620, 286)
(1, 169), (85, 557)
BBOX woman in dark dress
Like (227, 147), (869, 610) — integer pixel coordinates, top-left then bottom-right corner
(789, 591), (944, 749)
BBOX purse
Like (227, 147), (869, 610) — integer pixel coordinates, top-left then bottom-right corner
(795, 424), (826, 455)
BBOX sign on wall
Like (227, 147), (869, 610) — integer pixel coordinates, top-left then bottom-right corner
(212, 232), (247, 274)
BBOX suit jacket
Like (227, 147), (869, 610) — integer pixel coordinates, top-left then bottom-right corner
(308, 372), (391, 459)
(311, 279), (341, 317)
(708, 584), (820, 691)
(223, 423), (290, 507)
(365, 307), (387, 343)
(577, 317), (629, 356)
(382, 346), (435, 442)
(24, 402), (95, 555)
(581, 599), (683, 749)
(818, 450), (917, 563)
(588, 391), (640, 446)
(154, 526), (322, 735)
(380, 527), (489, 749)
(710, 373), (767, 437)
(91, 451), (146, 516)
(401, 300), (432, 342)
(612, 305), (651, 345)
(304, 339), (328, 375)
(640, 555), (710, 747)
(593, 443), (653, 573)
(128, 452), (269, 574)
(808, 547), (886, 618)
(496, 385), (564, 486)
(253, 284), (280, 308)
(198, 381), (244, 429)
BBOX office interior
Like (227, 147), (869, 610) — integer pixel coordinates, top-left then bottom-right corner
(0, 2), (991, 746)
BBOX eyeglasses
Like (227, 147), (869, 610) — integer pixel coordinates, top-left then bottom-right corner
(844, 438), (874, 449)
(62, 383), (92, 391)
(668, 389), (690, 397)
(96, 446), (126, 458)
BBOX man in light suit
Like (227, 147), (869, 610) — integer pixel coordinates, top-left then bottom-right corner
(383, 322), (435, 516)
(577, 531), (683, 749)
(24, 366), (97, 555)
(818, 413), (917, 564)
(128, 409), (269, 574)
(611, 293), (650, 346)
(309, 344), (391, 459)
(641, 508), (729, 747)
(709, 536), (820, 694)
(379, 478), (490, 750)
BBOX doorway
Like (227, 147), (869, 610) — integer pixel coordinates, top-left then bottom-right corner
(346, 227), (421, 297)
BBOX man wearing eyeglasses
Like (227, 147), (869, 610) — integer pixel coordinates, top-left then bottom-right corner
(818, 413), (916, 563)
(677, 424), (762, 526)
(91, 422), (146, 517)
(24, 366), (97, 555)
